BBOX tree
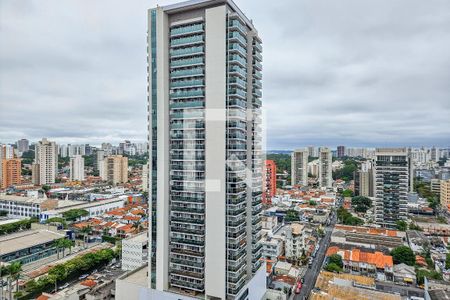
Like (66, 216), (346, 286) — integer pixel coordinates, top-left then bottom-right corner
(416, 268), (442, 285)
(409, 223), (423, 231)
(284, 210), (299, 222)
(63, 209), (89, 221)
(328, 254), (343, 268)
(337, 207), (364, 226)
(325, 263), (342, 273)
(7, 261), (22, 294)
(391, 246), (415, 266)
(351, 196), (372, 213)
(80, 225), (92, 248)
(342, 189), (353, 197)
(396, 220), (408, 231)
(309, 200), (317, 206)
(41, 185), (51, 193)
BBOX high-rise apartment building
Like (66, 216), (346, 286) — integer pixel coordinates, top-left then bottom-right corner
(100, 155), (128, 185)
(1, 158), (21, 188)
(291, 148), (309, 187)
(440, 179), (450, 211)
(263, 160), (276, 205)
(95, 150), (106, 172)
(337, 145), (345, 158)
(69, 155), (85, 181)
(144, 1), (265, 299)
(142, 163), (149, 192)
(354, 160), (374, 197)
(318, 147), (332, 188)
(16, 139), (29, 154)
(374, 148), (409, 228)
(33, 138), (58, 185)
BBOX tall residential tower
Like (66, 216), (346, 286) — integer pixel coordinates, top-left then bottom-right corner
(33, 138), (58, 185)
(291, 148), (309, 187)
(144, 1), (265, 299)
(318, 147), (332, 188)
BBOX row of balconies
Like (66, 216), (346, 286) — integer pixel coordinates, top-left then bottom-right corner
(170, 23), (204, 38)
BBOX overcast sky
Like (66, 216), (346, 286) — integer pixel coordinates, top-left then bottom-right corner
(1, 0), (449, 149)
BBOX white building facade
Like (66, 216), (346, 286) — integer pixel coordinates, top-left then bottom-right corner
(69, 155), (85, 181)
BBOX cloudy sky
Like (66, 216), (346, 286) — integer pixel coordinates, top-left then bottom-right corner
(1, 0), (449, 149)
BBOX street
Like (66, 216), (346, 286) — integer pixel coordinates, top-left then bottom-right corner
(294, 210), (337, 300)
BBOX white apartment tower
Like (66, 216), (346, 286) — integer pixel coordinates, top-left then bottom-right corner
(69, 155), (85, 181)
(147, 1), (265, 299)
(291, 148), (308, 186)
(318, 147), (332, 188)
(374, 148), (409, 228)
(33, 138), (58, 185)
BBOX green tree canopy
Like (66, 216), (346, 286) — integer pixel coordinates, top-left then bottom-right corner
(337, 207), (364, 226)
(62, 209), (89, 221)
(284, 209), (299, 222)
(342, 189), (353, 197)
(396, 220), (408, 231)
(328, 254), (343, 268)
(391, 246), (415, 266)
(325, 263), (342, 273)
(351, 196), (372, 213)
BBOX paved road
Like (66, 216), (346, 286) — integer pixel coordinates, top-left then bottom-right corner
(294, 211), (337, 300)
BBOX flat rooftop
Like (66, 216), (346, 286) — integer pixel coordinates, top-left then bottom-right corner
(119, 264), (147, 287)
(0, 229), (65, 256)
(0, 195), (43, 204)
(44, 197), (127, 214)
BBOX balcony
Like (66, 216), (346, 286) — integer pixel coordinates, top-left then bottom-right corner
(170, 111), (204, 119)
(171, 226), (204, 235)
(171, 35), (204, 47)
(253, 70), (262, 79)
(170, 279), (204, 292)
(170, 23), (204, 37)
(170, 258), (204, 269)
(228, 19), (247, 35)
(252, 89), (262, 97)
(170, 100), (204, 110)
(228, 54), (246, 67)
(170, 46), (204, 58)
(228, 88), (246, 99)
(171, 206), (205, 214)
(171, 216), (204, 224)
(229, 43), (247, 56)
(171, 237), (205, 246)
(228, 32), (247, 46)
(170, 269), (204, 279)
(170, 79), (204, 89)
(253, 61), (262, 70)
(253, 42), (262, 52)
(253, 51), (262, 61)
(170, 57), (204, 69)
(229, 77), (246, 89)
(227, 98), (246, 109)
(170, 90), (204, 100)
(171, 68), (204, 79)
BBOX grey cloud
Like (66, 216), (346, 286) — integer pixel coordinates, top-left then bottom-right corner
(0, 0), (449, 149)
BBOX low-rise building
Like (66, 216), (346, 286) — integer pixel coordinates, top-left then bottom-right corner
(285, 223), (305, 261)
(261, 236), (283, 260)
(122, 232), (148, 271)
(393, 263), (416, 284)
(0, 195), (42, 219)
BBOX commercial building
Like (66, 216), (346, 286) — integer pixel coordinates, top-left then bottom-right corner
(0, 195), (42, 219)
(143, 0), (265, 299)
(33, 138), (58, 185)
(337, 145), (345, 158)
(263, 160), (276, 204)
(122, 232), (149, 271)
(440, 179), (450, 211)
(319, 147), (332, 188)
(374, 148), (409, 228)
(1, 158), (21, 188)
(0, 229), (66, 265)
(16, 138), (29, 154)
(69, 155), (85, 181)
(291, 148), (308, 187)
(100, 155), (128, 185)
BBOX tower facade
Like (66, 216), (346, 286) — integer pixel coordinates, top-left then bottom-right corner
(34, 138), (58, 185)
(291, 148), (309, 187)
(318, 147), (332, 188)
(147, 1), (264, 298)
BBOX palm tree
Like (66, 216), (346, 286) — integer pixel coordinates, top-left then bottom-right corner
(80, 225), (92, 249)
(61, 239), (74, 257)
(7, 261), (22, 298)
(53, 239), (62, 259)
(132, 220), (143, 233)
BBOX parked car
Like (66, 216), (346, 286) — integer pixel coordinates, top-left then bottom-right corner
(295, 281), (302, 294)
(79, 274), (89, 280)
(58, 283), (70, 290)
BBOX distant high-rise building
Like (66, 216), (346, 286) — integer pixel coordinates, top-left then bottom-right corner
(307, 145), (318, 157)
(34, 138), (58, 185)
(430, 146), (439, 162)
(354, 160), (374, 197)
(319, 147), (332, 188)
(69, 155), (85, 181)
(263, 160), (277, 204)
(291, 148), (309, 187)
(101, 143), (113, 155)
(142, 163), (149, 192)
(374, 148), (409, 228)
(16, 139), (29, 153)
(337, 145), (345, 158)
(134, 1), (265, 299)
(95, 150), (106, 172)
(440, 179), (450, 211)
(1, 158), (21, 188)
(101, 155), (128, 185)
(59, 144), (68, 158)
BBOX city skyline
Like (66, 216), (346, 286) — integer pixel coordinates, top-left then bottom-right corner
(1, 0), (449, 148)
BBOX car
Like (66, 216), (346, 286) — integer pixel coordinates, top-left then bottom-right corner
(79, 274), (89, 280)
(91, 269), (98, 274)
(301, 277), (305, 283)
(58, 283), (70, 290)
(295, 281), (302, 294)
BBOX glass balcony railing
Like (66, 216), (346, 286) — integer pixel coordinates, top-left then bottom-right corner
(171, 57), (204, 68)
(229, 43), (246, 56)
(170, 111), (204, 119)
(229, 66), (246, 78)
(253, 51), (262, 61)
(228, 19), (246, 34)
(228, 88), (246, 98)
(170, 100), (204, 109)
(253, 70), (262, 79)
(170, 122), (205, 129)
(170, 23), (203, 37)
(229, 77), (246, 88)
(171, 35), (204, 47)
(171, 68), (204, 79)
(252, 79), (262, 89)
(170, 46), (204, 58)
(253, 61), (262, 70)
(170, 89), (204, 99)
(228, 54), (246, 66)
(252, 89), (262, 97)
(170, 79), (204, 89)
(253, 98), (262, 107)
(227, 98), (246, 108)
(228, 32), (246, 46)
(253, 42), (262, 52)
